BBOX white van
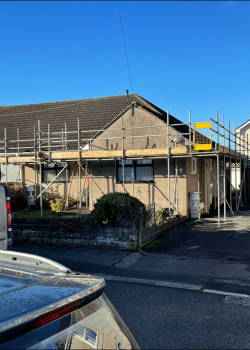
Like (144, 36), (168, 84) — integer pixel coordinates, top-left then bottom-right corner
(0, 185), (12, 250)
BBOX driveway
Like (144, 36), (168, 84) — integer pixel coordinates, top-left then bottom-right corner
(144, 205), (250, 261)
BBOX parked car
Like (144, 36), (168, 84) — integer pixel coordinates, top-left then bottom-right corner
(0, 185), (12, 250)
(0, 250), (140, 349)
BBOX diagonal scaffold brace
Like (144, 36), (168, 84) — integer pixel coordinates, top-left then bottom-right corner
(25, 163), (68, 210)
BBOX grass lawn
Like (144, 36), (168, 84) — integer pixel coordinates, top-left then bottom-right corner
(14, 209), (77, 219)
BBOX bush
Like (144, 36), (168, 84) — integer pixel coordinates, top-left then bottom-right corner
(156, 207), (173, 224)
(43, 183), (77, 212)
(50, 195), (76, 212)
(91, 192), (148, 227)
(7, 184), (28, 211)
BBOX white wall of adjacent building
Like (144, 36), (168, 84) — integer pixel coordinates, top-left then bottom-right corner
(0, 164), (22, 183)
(231, 168), (241, 190)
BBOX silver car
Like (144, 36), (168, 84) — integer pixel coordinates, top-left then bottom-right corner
(0, 250), (140, 349)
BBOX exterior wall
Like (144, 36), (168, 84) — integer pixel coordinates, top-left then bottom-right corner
(186, 157), (214, 216)
(231, 169), (241, 190)
(230, 124), (250, 192)
(91, 105), (187, 151)
(91, 158), (188, 217)
(0, 164), (22, 183)
(231, 124), (250, 189)
(89, 107), (189, 217)
(236, 125), (250, 151)
(23, 162), (87, 203)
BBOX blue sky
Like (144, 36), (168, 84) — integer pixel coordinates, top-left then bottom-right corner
(1, 1), (250, 132)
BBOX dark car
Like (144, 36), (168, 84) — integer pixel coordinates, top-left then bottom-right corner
(0, 250), (140, 349)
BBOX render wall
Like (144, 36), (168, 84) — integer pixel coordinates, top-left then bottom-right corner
(90, 157), (188, 216)
(186, 157), (214, 216)
(231, 124), (250, 192)
(23, 162), (86, 201)
(89, 106), (189, 217)
(91, 105), (187, 151)
(21, 106), (190, 217)
(0, 163), (22, 183)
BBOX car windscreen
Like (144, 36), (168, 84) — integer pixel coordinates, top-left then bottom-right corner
(1, 293), (140, 350)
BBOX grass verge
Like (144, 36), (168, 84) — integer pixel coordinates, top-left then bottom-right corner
(142, 239), (160, 250)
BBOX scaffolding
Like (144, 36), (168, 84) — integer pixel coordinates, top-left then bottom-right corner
(0, 109), (248, 226)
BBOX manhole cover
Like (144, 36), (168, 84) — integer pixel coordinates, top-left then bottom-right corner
(223, 296), (250, 306)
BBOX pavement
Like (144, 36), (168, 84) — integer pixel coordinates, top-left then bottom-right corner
(12, 203), (250, 296)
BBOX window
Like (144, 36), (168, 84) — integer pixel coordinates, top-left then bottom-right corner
(74, 328), (98, 349)
(42, 164), (69, 183)
(117, 159), (154, 182)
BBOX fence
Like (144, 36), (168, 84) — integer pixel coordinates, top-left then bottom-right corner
(139, 203), (156, 247)
(138, 204), (182, 247)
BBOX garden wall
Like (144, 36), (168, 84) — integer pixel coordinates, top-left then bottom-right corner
(12, 217), (138, 250)
(12, 216), (183, 251)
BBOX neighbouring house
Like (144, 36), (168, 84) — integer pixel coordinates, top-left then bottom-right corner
(231, 120), (250, 191)
(0, 93), (224, 219)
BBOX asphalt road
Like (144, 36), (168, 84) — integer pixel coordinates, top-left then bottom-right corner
(104, 281), (250, 350)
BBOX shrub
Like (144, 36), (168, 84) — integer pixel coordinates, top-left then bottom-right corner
(7, 184), (28, 211)
(90, 192), (148, 227)
(43, 183), (60, 209)
(43, 183), (77, 211)
(50, 195), (76, 212)
(156, 207), (173, 224)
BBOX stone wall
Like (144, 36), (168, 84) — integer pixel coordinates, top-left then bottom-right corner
(12, 217), (137, 251)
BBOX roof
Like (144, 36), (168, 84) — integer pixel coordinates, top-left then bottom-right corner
(0, 94), (189, 153)
(235, 119), (250, 133)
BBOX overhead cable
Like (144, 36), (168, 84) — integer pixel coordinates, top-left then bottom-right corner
(117, 1), (134, 93)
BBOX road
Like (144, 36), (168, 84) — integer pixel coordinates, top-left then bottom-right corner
(104, 281), (250, 350)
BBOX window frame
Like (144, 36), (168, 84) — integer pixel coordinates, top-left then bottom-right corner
(116, 159), (154, 183)
(42, 163), (70, 183)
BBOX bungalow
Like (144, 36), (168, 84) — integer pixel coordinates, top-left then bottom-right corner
(0, 93), (219, 219)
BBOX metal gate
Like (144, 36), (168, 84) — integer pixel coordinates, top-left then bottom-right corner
(139, 203), (156, 247)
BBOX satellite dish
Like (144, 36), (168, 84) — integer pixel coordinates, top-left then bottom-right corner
(172, 133), (182, 144)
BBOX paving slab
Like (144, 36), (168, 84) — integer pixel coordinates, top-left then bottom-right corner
(115, 252), (143, 268)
